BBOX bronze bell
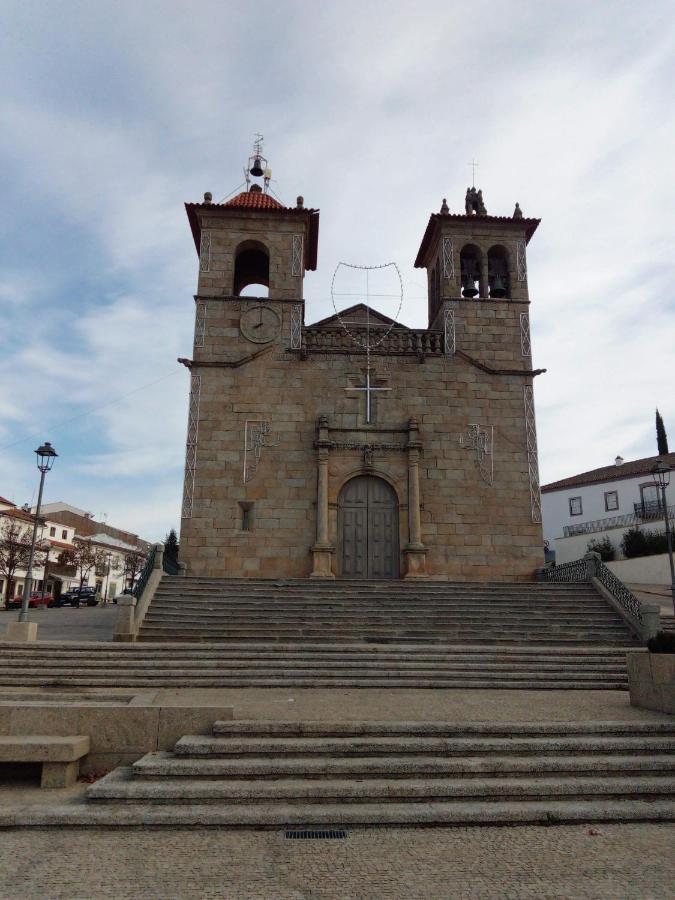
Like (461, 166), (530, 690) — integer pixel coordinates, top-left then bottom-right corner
(249, 157), (264, 177)
(490, 276), (507, 298)
(462, 275), (478, 298)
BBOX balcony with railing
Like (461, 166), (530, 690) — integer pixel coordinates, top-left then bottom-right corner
(563, 503), (675, 538)
(633, 500), (665, 519)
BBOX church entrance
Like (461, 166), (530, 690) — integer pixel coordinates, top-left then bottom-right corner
(338, 476), (399, 579)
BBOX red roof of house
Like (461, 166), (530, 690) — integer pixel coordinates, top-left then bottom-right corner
(414, 212), (540, 268)
(185, 192), (320, 271)
(0, 507), (34, 523)
(47, 540), (74, 550)
(0, 496), (16, 507)
(541, 452), (675, 493)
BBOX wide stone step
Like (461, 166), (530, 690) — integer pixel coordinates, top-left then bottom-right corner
(4, 798), (674, 827)
(0, 675), (627, 689)
(0, 658), (627, 673)
(173, 734), (675, 757)
(133, 751), (675, 779)
(210, 720), (675, 737)
(86, 768), (675, 803)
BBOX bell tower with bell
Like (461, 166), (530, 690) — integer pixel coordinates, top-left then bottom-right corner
(414, 187), (539, 365)
(184, 136), (320, 364)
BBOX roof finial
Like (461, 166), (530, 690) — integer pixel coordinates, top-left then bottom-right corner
(513, 202), (523, 219)
(440, 197), (449, 214)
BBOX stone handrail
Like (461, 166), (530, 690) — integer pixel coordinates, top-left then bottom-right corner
(537, 552), (660, 642)
(113, 543), (165, 643)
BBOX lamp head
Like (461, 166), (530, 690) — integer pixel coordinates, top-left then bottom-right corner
(35, 441), (58, 473)
(651, 459), (671, 489)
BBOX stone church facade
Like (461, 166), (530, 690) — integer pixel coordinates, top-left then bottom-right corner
(178, 182), (545, 581)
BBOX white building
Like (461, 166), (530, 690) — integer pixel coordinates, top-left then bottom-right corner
(1, 497), (149, 602)
(541, 452), (675, 565)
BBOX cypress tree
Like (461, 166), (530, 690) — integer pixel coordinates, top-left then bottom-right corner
(656, 408), (669, 455)
(164, 528), (179, 563)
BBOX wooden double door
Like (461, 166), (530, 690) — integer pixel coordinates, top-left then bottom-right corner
(338, 475), (399, 579)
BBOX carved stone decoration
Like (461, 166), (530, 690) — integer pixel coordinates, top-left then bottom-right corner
(459, 424), (494, 486)
(290, 303), (303, 350)
(523, 385), (542, 523)
(441, 236), (455, 280)
(199, 231), (211, 273)
(194, 300), (206, 349)
(291, 234), (304, 277)
(181, 374), (201, 519)
(444, 305), (456, 356)
(520, 312), (531, 358)
(517, 240), (527, 282)
(243, 420), (279, 483)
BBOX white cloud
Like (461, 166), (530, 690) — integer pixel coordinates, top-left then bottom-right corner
(0, 0), (673, 540)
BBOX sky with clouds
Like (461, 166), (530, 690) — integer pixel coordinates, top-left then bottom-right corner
(1, 0), (673, 540)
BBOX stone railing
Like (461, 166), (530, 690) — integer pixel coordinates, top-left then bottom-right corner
(300, 328), (445, 357)
(114, 543), (172, 642)
(537, 552), (660, 641)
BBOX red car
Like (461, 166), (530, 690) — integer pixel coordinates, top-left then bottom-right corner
(7, 592), (53, 610)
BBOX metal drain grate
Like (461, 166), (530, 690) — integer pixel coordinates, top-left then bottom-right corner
(285, 828), (347, 840)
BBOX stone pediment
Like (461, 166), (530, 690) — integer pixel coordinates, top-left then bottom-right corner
(309, 304), (409, 330)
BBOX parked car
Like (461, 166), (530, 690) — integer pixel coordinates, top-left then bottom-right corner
(54, 587), (99, 608)
(7, 591), (53, 610)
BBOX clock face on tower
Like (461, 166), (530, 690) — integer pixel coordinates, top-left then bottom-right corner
(239, 304), (281, 343)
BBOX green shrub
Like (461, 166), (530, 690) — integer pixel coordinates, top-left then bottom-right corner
(647, 631), (675, 654)
(621, 526), (668, 558)
(586, 536), (615, 561)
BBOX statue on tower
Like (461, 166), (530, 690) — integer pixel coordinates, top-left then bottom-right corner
(464, 187), (487, 216)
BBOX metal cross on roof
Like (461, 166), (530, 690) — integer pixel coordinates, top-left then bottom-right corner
(468, 158), (479, 187)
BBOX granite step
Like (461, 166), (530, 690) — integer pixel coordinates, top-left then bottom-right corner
(86, 768), (675, 803)
(174, 734), (675, 758)
(4, 798), (675, 827)
(131, 750), (675, 779)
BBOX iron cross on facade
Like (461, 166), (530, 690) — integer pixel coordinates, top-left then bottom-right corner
(346, 364), (391, 424)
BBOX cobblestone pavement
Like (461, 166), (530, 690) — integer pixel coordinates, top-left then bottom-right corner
(0, 824), (672, 899)
(0, 605), (116, 642)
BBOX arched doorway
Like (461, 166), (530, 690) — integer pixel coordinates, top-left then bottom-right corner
(338, 475), (399, 579)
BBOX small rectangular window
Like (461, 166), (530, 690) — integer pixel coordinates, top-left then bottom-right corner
(604, 491), (619, 512)
(569, 496), (583, 516)
(239, 502), (254, 532)
(49, 527), (56, 537)
(62, 529), (68, 539)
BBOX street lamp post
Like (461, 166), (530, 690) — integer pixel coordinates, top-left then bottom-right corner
(651, 460), (675, 616)
(19, 442), (58, 624)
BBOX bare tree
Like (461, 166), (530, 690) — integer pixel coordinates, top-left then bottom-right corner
(0, 517), (47, 608)
(69, 538), (98, 591)
(124, 549), (147, 591)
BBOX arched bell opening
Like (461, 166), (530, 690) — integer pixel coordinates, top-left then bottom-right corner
(233, 240), (270, 297)
(488, 245), (510, 299)
(460, 244), (482, 298)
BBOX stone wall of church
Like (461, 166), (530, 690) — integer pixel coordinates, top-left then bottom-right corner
(179, 296), (544, 581)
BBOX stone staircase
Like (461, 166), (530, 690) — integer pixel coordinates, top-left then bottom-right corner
(39, 719), (675, 826)
(139, 578), (637, 646)
(0, 641), (632, 689)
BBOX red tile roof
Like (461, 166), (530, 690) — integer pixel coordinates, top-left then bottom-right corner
(541, 452), (675, 493)
(223, 191), (284, 210)
(0, 496), (16, 506)
(185, 194), (320, 271)
(0, 507), (35, 523)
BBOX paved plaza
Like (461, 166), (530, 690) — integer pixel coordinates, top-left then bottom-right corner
(1, 605), (116, 643)
(0, 823), (673, 899)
